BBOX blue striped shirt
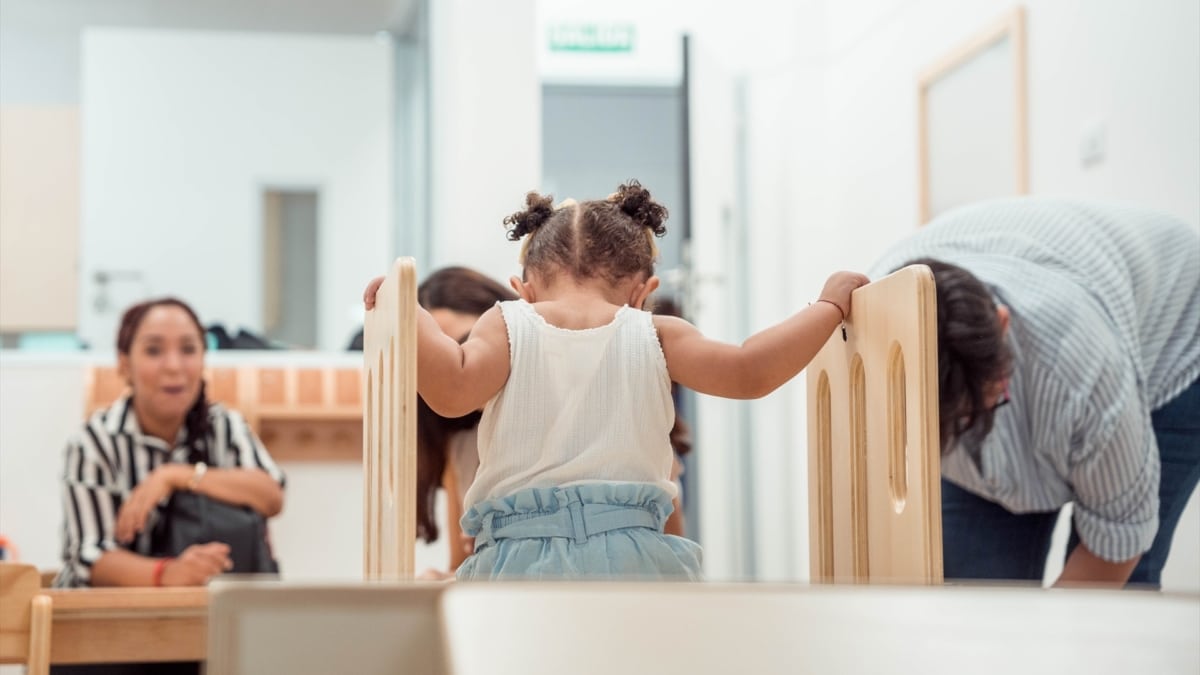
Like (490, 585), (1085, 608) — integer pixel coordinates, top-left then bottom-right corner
(871, 198), (1200, 562)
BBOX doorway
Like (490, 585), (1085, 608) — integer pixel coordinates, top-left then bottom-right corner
(262, 189), (319, 349)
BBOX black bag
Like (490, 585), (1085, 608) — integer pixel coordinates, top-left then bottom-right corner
(149, 492), (279, 574)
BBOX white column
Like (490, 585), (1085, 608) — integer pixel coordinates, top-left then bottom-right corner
(427, 0), (541, 284)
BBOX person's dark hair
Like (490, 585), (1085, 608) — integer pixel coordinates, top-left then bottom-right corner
(908, 259), (1013, 452)
(417, 266), (515, 320)
(415, 268), (518, 543)
(117, 297), (211, 462)
(650, 296), (692, 457)
(504, 180), (668, 286)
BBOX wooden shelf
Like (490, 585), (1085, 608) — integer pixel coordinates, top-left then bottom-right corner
(86, 365), (365, 463)
(255, 406), (361, 421)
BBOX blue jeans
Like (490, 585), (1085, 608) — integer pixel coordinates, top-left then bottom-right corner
(942, 376), (1200, 587)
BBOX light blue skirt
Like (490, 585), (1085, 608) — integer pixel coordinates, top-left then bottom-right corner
(457, 483), (703, 580)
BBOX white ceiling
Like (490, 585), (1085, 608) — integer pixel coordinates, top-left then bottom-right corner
(0, 0), (420, 36)
(0, 0), (420, 102)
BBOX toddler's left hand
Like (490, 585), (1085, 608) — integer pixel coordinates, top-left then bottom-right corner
(363, 276), (385, 310)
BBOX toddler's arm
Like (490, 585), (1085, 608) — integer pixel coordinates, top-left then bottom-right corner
(655, 271), (868, 399)
(363, 276), (510, 417)
(416, 305), (510, 417)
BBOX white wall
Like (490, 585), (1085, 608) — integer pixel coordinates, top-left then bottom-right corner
(603, 0), (1199, 587)
(814, 0), (1200, 268)
(0, 352), (449, 580)
(427, 0), (541, 285)
(79, 29), (394, 352)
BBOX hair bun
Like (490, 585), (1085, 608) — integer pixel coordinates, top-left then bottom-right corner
(613, 180), (667, 236)
(503, 191), (555, 241)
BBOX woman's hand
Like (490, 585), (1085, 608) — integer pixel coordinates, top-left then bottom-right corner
(160, 542), (234, 586)
(363, 276), (385, 310)
(416, 567), (457, 581)
(115, 464), (188, 544)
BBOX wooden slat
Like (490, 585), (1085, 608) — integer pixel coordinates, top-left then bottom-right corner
(207, 367), (240, 406)
(90, 368), (128, 414)
(362, 257), (418, 580)
(806, 265), (942, 585)
(296, 369), (323, 406)
(336, 369), (361, 407)
(257, 369), (286, 406)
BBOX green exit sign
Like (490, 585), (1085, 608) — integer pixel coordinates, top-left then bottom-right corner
(548, 23), (636, 53)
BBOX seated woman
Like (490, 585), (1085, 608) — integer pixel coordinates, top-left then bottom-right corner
(55, 297), (285, 588)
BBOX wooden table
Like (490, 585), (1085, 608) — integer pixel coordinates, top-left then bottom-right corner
(46, 588), (207, 664)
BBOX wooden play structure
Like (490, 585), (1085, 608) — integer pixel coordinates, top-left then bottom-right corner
(361, 257), (419, 580)
(806, 264), (943, 584)
(0, 563), (52, 675)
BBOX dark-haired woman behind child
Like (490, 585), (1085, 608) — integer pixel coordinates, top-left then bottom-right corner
(366, 181), (867, 579)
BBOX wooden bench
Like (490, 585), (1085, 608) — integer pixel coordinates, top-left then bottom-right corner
(0, 562), (51, 675)
(45, 587), (207, 664)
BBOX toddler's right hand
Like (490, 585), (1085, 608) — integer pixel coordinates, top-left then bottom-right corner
(818, 271), (870, 319)
(363, 276), (385, 310)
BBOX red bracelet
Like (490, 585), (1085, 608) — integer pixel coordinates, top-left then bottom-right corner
(152, 557), (173, 587)
(815, 298), (846, 321)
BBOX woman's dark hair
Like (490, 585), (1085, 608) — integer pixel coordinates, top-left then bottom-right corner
(908, 259), (1013, 452)
(651, 296), (692, 457)
(504, 179), (668, 286)
(415, 267), (517, 543)
(117, 297), (210, 462)
(417, 266), (516, 320)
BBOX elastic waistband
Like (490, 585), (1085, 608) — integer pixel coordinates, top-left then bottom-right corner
(471, 486), (666, 552)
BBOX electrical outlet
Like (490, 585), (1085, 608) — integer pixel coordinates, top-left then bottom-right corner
(1079, 120), (1106, 168)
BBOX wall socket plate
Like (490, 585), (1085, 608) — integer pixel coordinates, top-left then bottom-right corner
(1079, 120), (1107, 167)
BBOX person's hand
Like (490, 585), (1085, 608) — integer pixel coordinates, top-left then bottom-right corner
(160, 542), (233, 586)
(818, 271), (870, 319)
(416, 568), (456, 581)
(460, 533), (475, 558)
(363, 276), (385, 310)
(116, 464), (189, 544)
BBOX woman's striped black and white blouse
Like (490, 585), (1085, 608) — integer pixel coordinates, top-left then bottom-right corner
(56, 396), (286, 587)
(871, 197), (1200, 563)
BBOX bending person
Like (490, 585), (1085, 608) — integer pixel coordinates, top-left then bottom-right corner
(872, 198), (1199, 588)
